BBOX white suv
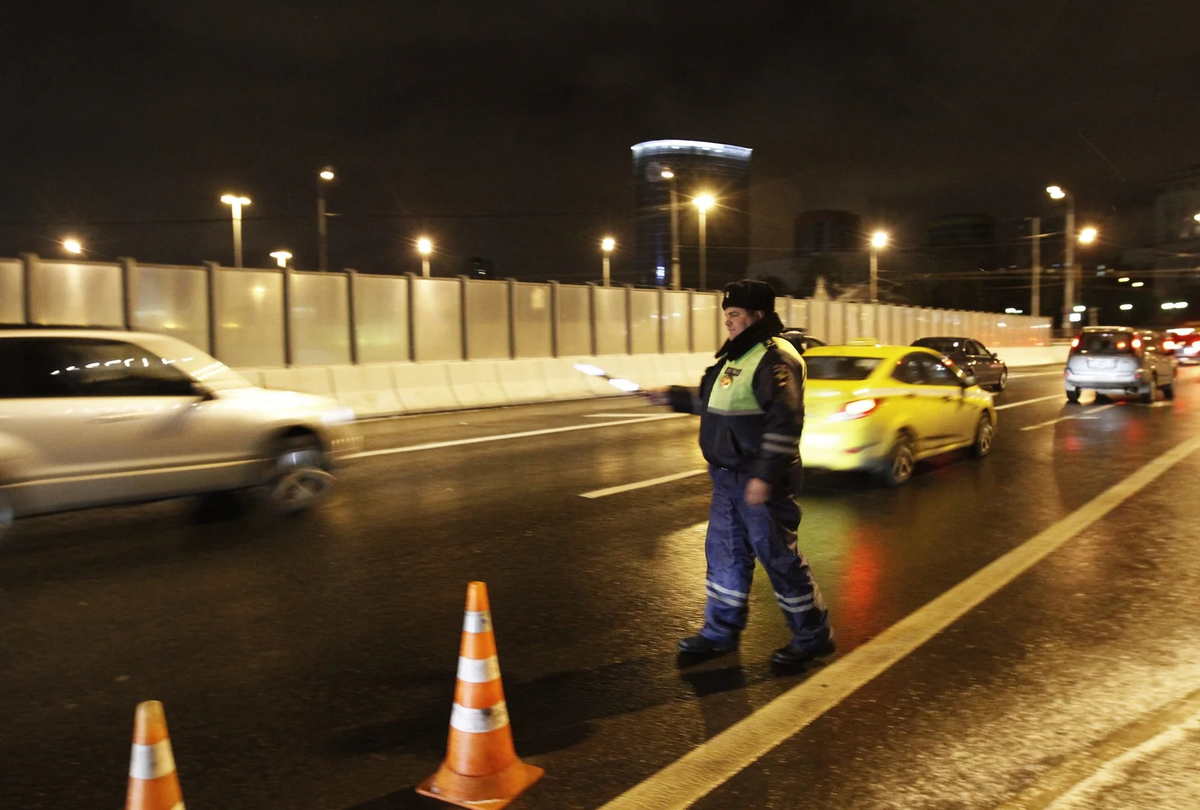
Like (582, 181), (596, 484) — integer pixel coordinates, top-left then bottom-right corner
(0, 330), (359, 541)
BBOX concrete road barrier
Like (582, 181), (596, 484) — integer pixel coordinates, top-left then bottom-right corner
(390, 363), (458, 412)
(329, 364), (406, 417)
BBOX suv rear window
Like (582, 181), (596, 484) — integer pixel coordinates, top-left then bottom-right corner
(805, 356), (881, 380)
(1074, 331), (1137, 355)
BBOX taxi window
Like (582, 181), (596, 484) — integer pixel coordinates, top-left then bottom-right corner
(892, 353), (925, 385)
(804, 356), (881, 380)
(922, 355), (959, 385)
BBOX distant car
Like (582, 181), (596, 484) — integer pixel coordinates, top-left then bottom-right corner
(911, 336), (1008, 391)
(800, 341), (997, 486)
(1063, 327), (1177, 403)
(780, 328), (826, 355)
(1167, 331), (1200, 365)
(0, 330), (360, 542)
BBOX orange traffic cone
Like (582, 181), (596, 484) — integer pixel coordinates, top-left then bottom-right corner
(125, 700), (185, 810)
(417, 582), (543, 809)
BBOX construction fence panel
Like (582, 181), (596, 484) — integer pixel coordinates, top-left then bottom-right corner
(691, 291), (720, 354)
(290, 272), (351, 366)
(555, 284), (591, 356)
(132, 264), (210, 353)
(827, 301), (847, 345)
(0, 259), (24, 324)
(463, 279), (511, 360)
(215, 269), (285, 368)
(661, 291), (690, 354)
(808, 299), (828, 344)
(512, 282), (552, 359)
(354, 274), (409, 364)
(30, 259), (123, 327)
(788, 298), (809, 330)
(630, 288), (660, 354)
(593, 286), (628, 355)
(412, 276), (463, 362)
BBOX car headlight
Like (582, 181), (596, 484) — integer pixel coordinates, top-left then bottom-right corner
(321, 407), (356, 426)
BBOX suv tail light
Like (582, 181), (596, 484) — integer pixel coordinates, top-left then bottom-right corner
(1070, 335), (1080, 349)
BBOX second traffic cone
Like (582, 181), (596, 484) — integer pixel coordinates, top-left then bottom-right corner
(125, 700), (185, 810)
(417, 581), (543, 809)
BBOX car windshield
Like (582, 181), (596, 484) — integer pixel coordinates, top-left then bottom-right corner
(805, 356), (882, 380)
(134, 334), (255, 390)
(1076, 332), (1137, 355)
(914, 338), (965, 354)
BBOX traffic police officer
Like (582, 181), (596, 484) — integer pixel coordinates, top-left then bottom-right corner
(647, 280), (833, 666)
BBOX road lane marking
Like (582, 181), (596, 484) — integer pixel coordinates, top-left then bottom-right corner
(582, 413), (652, 418)
(1020, 403), (1117, 431)
(994, 687), (1200, 810)
(995, 394), (1065, 410)
(1009, 370), (1066, 379)
(581, 470), (707, 499)
(597, 434), (1200, 810)
(347, 413), (687, 459)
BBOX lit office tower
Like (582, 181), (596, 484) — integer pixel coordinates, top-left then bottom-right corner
(631, 139), (752, 290)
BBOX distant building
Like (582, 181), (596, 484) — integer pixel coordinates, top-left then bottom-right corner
(793, 210), (862, 255)
(631, 139), (752, 290)
(466, 257), (495, 279)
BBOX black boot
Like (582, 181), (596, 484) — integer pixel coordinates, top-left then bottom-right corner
(771, 634), (836, 667)
(678, 634), (738, 654)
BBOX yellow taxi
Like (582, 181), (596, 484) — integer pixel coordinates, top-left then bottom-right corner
(800, 340), (997, 485)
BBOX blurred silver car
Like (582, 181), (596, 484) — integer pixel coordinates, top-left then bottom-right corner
(0, 330), (360, 540)
(1063, 327), (1177, 403)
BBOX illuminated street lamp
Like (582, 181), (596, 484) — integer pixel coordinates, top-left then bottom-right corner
(62, 238), (83, 255)
(269, 250), (292, 269)
(601, 236), (616, 286)
(694, 194), (716, 291)
(417, 237), (433, 277)
(869, 230), (889, 304)
(317, 167), (335, 272)
(1119, 304), (1133, 311)
(1047, 185), (1076, 328)
(1132, 281), (1145, 288)
(1079, 226), (1098, 245)
(220, 194), (251, 269)
(1118, 276), (1130, 283)
(661, 168), (680, 289)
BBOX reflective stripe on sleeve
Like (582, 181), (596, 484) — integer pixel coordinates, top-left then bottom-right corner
(761, 441), (800, 456)
(450, 700), (510, 734)
(456, 655), (501, 684)
(463, 610), (492, 634)
(763, 432), (799, 446)
(129, 740), (177, 780)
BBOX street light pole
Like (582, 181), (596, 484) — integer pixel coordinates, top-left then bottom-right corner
(1030, 216), (1041, 317)
(317, 168), (334, 272)
(601, 236), (615, 286)
(694, 194), (715, 291)
(220, 195), (251, 269)
(417, 237), (433, 277)
(661, 169), (681, 290)
(869, 230), (888, 304)
(1047, 186), (1076, 330)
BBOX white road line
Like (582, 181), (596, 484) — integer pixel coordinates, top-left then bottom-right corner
(597, 434), (1200, 810)
(346, 413), (687, 459)
(581, 470), (707, 499)
(1020, 403), (1117, 431)
(995, 394), (1064, 411)
(1009, 370), (1066, 379)
(582, 413), (651, 418)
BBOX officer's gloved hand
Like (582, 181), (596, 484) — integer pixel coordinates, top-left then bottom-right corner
(641, 388), (671, 406)
(745, 478), (771, 505)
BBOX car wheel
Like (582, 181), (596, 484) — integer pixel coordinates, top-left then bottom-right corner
(970, 415), (994, 459)
(877, 432), (916, 487)
(1140, 376), (1157, 404)
(268, 434), (335, 513)
(993, 368), (1008, 392)
(1066, 388), (1081, 404)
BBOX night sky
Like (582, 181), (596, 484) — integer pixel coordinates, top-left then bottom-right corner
(3, 1), (1198, 282)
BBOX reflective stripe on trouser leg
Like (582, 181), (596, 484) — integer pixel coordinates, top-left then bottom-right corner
(700, 468), (757, 644)
(735, 477), (831, 645)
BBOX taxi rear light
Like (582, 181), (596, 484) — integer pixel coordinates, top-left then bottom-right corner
(1070, 336), (1080, 349)
(1131, 338), (1141, 350)
(829, 398), (879, 421)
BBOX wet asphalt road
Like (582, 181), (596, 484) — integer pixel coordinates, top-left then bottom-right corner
(3, 367), (1200, 810)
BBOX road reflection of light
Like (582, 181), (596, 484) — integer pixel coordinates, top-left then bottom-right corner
(839, 527), (883, 639)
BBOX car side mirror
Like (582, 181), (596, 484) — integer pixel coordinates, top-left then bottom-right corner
(961, 371), (977, 388)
